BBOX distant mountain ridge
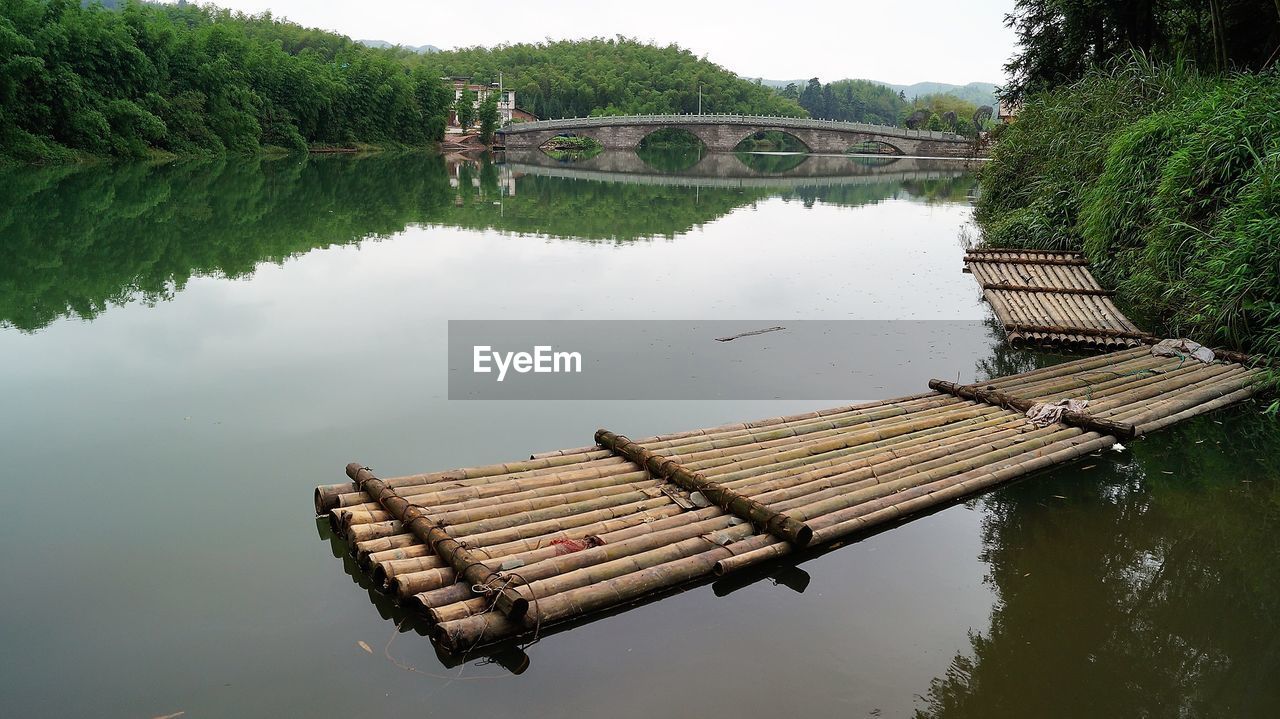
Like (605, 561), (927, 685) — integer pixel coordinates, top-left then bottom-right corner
(358, 39), (440, 54)
(747, 78), (999, 108)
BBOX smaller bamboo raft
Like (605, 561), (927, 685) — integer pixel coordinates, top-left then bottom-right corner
(964, 249), (1147, 349)
(314, 345), (1262, 652)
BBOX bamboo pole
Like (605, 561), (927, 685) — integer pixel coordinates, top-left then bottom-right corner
(966, 256), (1090, 266)
(1000, 324), (1153, 342)
(984, 283), (1114, 296)
(595, 430), (812, 546)
(714, 432), (1116, 575)
(928, 379), (1136, 438)
(344, 464), (526, 619)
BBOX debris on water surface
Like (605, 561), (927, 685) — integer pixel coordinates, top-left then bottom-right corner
(715, 326), (786, 342)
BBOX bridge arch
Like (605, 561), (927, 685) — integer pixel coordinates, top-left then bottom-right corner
(636, 126), (708, 151)
(844, 138), (905, 156)
(730, 128), (812, 153)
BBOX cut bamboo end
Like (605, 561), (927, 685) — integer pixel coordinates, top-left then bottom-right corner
(315, 482), (355, 515)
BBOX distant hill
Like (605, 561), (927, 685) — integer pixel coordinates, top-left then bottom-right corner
(748, 77), (999, 108)
(868, 81), (999, 108)
(358, 39), (440, 54)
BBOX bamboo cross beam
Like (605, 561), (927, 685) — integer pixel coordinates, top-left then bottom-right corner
(1003, 323), (1154, 341)
(594, 429), (813, 547)
(967, 252), (1090, 263)
(926, 380), (1137, 439)
(964, 248), (1083, 257)
(344, 463), (529, 620)
(981, 282), (1113, 296)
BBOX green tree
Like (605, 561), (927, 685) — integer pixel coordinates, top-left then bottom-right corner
(1002, 0), (1280, 101)
(477, 92), (499, 144)
(455, 89), (476, 129)
(410, 37), (806, 119)
(798, 78), (824, 117)
(0, 0), (452, 162)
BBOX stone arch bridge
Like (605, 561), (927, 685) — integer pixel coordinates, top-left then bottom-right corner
(497, 114), (976, 157)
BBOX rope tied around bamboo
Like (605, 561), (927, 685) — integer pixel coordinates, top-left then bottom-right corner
(926, 380), (1137, 439)
(594, 429), (813, 547)
(344, 463), (529, 620)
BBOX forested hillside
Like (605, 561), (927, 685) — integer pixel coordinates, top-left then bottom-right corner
(773, 78), (987, 134)
(411, 38), (806, 119)
(0, 0), (452, 162)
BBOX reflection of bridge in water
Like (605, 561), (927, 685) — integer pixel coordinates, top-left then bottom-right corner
(501, 149), (976, 189)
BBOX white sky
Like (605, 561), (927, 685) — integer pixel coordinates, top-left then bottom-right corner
(206, 0), (1017, 86)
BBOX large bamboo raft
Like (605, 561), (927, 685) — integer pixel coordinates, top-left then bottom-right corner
(314, 344), (1262, 653)
(964, 249), (1148, 349)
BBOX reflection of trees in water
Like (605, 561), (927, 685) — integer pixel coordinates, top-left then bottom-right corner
(914, 405), (1280, 718)
(635, 146), (705, 173)
(0, 154), (762, 330)
(0, 155), (451, 331)
(734, 151), (809, 174)
(1, 154), (975, 331)
(774, 173), (978, 210)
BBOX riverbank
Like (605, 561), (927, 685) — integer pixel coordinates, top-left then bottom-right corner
(974, 58), (1279, 402)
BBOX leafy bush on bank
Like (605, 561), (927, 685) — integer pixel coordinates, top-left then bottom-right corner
(975, 57), (1280, 391)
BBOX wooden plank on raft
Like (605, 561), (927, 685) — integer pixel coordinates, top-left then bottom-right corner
(927, 379), (1137, 439)
(595, 429), (813, 546)
(964, 248), (1083, 257)
(982, 282), (1114, 296)
(964, 255), (1091, 266)
(1002, 323), (1153, 341)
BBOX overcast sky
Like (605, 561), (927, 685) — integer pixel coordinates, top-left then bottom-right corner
(206, 0), (1017, 86)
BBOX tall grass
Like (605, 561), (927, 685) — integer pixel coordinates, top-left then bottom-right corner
(975, 56), (1280, 407)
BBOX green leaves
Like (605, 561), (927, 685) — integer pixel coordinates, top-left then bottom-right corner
(0, 0), (455, 161)
(977, 58), (1280, 384)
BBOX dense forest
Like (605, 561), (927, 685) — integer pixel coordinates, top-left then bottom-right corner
(0, 0), (452, 162)
(408, 37), (807, 119)
(976, 0), (1280, 389)
(774, 78), (988, 134)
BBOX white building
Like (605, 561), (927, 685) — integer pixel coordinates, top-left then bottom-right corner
(445, 76), (516, 128)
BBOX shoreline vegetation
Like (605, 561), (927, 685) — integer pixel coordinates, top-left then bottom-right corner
(974, 0), (1280, 408)
(975, 55), (1279, 403)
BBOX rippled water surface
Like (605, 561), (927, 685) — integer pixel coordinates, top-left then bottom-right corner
(1, 151), (1276, 718)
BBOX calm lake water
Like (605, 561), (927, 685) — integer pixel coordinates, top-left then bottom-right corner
(1, 151), (1277, 718)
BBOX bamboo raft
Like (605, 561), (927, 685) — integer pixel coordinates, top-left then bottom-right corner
(314, 344), (1262, 652)
(964, 249), (1148, 349)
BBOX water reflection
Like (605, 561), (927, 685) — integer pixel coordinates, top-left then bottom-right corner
(0, 152), (975, 332)
(914, 408), (1280, 718)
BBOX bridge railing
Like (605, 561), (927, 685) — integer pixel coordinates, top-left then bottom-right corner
(498, 113), (965, 142)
